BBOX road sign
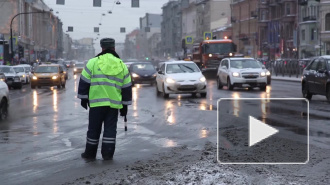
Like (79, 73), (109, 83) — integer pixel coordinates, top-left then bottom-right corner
(185, 36), (193, 44)
(68, 26), (73, 32)
(94, 27), (99, 33)
(204, 32), (212, 40)
(56, 0), (65, 5)
(120, 27), (126, 33)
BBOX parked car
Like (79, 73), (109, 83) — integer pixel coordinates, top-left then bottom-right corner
(156, 61), (207, 98)
(129, 62), (157, 85)
(31, 64), (66, 89)
(0, 80), (9, 120)
(217, 57), (267, 91)
(0, 66), (22, 89)
(301, 56), (330, 102)
(13, 66), (29, 84)
(73, 63), (84, 75)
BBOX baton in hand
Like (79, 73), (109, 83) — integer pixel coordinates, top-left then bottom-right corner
(124, 116), (127, 131)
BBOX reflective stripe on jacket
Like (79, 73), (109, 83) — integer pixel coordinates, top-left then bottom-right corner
(78, 53), (132, 109)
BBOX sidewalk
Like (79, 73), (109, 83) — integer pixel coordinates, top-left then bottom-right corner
(271, 75), (301, 83)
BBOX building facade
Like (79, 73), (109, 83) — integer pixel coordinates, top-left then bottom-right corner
(320, 0), (330, 55)
(161, 0), (182, 58)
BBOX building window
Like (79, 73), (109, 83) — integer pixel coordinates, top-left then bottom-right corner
(302, 30), (305, 41)
(286, 3), (291, 15)
(311, 28), (314, 40)
(326, 13), (330, 31)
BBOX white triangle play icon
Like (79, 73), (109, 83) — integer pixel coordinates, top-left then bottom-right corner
(249, 116), (279, 147)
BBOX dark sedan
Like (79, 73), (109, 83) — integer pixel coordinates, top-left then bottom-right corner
(129, 62), (157, 86)
(302, 56), (330, 102)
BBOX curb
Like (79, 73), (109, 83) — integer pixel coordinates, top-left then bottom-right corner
(271, 77), (301, 83)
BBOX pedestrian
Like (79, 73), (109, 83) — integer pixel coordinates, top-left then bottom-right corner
(77, 38), (132, 160)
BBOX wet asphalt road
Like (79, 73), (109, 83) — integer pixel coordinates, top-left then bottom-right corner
(1, 70), (330, 185)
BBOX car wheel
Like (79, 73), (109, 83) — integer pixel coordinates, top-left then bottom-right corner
(62, 81), (66, 88)
(227, 78), (233, 90)
(26, 77), (29, 84)
(38, 86), (41, 88)
(217, 77), (223, 89)
(302, 82), (312, 100)
(57, 81), (61, 89)
(200, 93), (207, 98)
(260, 85), (266, 91)
(162, 84), (169, 99)
(0, 99), (8, 120)
(17, 83), (22, 89)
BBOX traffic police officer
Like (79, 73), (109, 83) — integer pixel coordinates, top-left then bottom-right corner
(78, 38), (132, 160)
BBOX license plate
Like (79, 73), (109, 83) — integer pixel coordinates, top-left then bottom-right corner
(246, 80), (257, 83)
(14, 79), (20, 82)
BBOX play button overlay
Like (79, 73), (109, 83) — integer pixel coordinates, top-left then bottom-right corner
(249, 116), (279, 147)
(217, 98), (309, 164)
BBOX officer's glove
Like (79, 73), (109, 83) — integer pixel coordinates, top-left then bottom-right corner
(81, 99), (89, 110)
(120, 105), (128, 117)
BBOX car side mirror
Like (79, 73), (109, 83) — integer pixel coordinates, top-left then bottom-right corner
(158, 71), (163, 75)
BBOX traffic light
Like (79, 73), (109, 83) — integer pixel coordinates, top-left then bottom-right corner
(93, 0), (101, 7)
(146, 57), (149, 60)
(132, 0), (139, 7)
(94, 27), (99, 33)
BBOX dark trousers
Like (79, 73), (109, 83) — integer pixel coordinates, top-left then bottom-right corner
(84, 106), (118, 158)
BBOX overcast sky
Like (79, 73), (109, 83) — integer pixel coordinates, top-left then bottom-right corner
(43, 0), (169, 53)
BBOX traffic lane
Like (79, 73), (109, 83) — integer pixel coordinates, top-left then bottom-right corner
(0, 74), (329, 184)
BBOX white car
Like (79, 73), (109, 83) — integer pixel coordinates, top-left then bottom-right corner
(13, 66), (29, 84)
(0, 80), (9, 120)
(217, 58), (268, 91)
(156, 61), (207, 98)
(17, 64), (33, 80)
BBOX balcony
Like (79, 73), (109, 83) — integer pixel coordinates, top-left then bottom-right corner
(302, 16), (316, 22)
(298, 0), (308, 5)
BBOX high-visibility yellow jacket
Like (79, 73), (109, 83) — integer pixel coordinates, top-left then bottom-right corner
(77, 52), (132, 109)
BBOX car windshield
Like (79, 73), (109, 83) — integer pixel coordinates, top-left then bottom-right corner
(204, 43), (234, 54)
(166, 63), (200, 74)
(0, 67), (13, 73)
(35, 66), (58, 73)
(75, 64), (84, 68)
(24, 67), (31, 72)
(131, 64), (154, 71)
(14, 67), (24, 73)
(230, 60), (261, 69)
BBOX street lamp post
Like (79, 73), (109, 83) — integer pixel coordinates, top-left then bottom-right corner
(10, 9), (53, 64)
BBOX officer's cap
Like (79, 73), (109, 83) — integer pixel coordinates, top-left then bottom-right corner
(100, 38), (115, 49)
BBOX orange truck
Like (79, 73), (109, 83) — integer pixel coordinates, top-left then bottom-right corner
(193, 39), (237, 70)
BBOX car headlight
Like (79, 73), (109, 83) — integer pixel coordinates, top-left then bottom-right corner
(260, 72), (266, 77)
(209, 54), (212, 57)
(153, 73), (157, 77)
(200, 76), (206, 82)
(22, 75), (25, 78)
(132, 73), (139, 78)
(266, 71), (271, 76)
(232, 72), (240, 77)
(32, 76), (37, 80)
(166, 78), (175, 84)
(229, 53), (233, 56)
(74, 68), (77, 71)
(52, 76), (58, 80)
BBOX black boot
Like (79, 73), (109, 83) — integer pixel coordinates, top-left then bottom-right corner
(101, 147), (115, 160)
(81, 143), (98, 160)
